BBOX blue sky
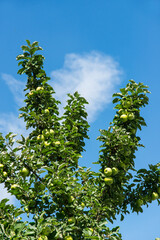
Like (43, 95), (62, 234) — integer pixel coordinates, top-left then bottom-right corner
(0, 0), (160, 239)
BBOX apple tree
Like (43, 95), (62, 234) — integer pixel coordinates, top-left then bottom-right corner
(0, 40), (159, 240)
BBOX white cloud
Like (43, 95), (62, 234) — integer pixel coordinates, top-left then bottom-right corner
(2, 73), (25, 106)
(0, 113), (26, 137)
(0, 184), (15, 204)
(51, 51), (123, 121)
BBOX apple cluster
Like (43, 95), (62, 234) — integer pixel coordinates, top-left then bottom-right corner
(104, 167), (119, 185)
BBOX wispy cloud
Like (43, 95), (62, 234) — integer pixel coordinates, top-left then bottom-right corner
(51, 51), (123, 121)
(0, 184), (15, 204)
(2, 73), (25, 106)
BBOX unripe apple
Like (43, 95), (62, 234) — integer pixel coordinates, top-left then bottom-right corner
(137, 199), (143, 207)
(112, 167), (119, 175)
(68, 196), (74, 203)
(36, 86), (44, 91)
(29, 91), (34, 96)
(128, 113), (135, 120)
(123, 101), (132, 108)
(49, 129), (54, 134)
(68, 217), (75, 224)
(3, 171), (8, 178)
(120, 114), (128, 122)
(44, 109), (49, 114)
(89, 228), (94, 233)
(24, 207), (29, 212)
(20, 167), (30, 177)
(11, 184), (19, 190)
(104, 167), (112, 176)
(104, 177), (113, 185)
(44, 141), (50, 147)
(65, 236), (73, 240)
(55, 141), (60, 145)
(81, 202), (85, 208)
(151, 192), (159, 200)
(0, 164), (4, 169)
(37, 135), (41, 141)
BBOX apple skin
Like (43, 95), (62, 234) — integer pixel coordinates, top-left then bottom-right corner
(68, 217), (76, 224)
(44, 109), (49, 114)
(120, 114), (128, 122)
(137, 199), (143, 207)
(36, 86), (44, 91)
(49, 129), (54, 134)
(81, 202), (85, 208)
(68, 196), (74, 203)
(128, 113), (135, 120)
(112, 167), (119, 176)
(20, 167), (30, 177)
(0, 164), (4, 169)
(65, 236), (73, 240)
(151, 192), (159, 200)
(44, 141), (50, 147)
(104, 177), (113, 185)
(11, 184), (19, 190)
(3, 171), (8, 178)
(123, 101), (132, 108)
(104, 167), (112, 176)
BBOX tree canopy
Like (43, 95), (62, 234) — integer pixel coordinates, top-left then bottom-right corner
(0, 40), (159, 240)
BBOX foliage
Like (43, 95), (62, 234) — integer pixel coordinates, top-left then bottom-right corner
(0, 40), (159, 239)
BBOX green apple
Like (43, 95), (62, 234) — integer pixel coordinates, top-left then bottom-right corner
(0, 164), (4, 169)
(29, 90), (34, 96)
(120, 114), (128, 122)
(89, 228), (94, 233)
(68, 196), (74, 203)
(20, 167), (30, 177)
(49, 129), (54, 134)
(123, 101), (132, 108)
(151, 192), (159, 200)
(24, 207), (29, 212)
(55, 141), (60, 145)
(37, 135), (41, 141)
(104, 167), (112, 176)
(44, 109), (49, 114)
(137, 199), (143, 207)
(3, 171), (8, 178)
(11, 184), (19, 190)
(44, 141), (50, 147)
(81, 202), (85, 208)
(104, 177), (113, 185)
(112, 167), (119, 175)
(65, 236), (73, 240)
(36, 86), (44, 91)
(128, 113), (135, 120)
(68, 217), (75, 224)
